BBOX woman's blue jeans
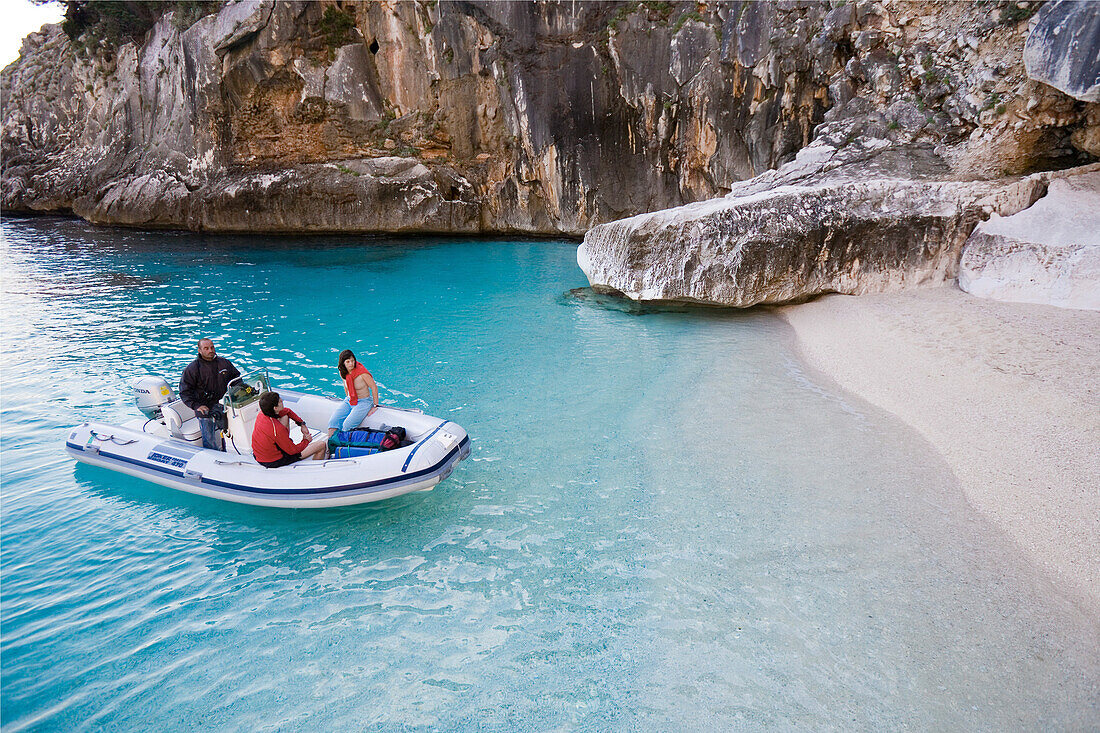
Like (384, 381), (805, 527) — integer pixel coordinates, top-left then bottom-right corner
(328, 399), (371, 432)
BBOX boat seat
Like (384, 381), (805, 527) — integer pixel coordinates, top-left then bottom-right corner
(162, 399), (203, 445)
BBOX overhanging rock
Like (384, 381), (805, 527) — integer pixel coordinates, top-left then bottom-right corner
(1024, 0), (1100, 103)
(579, 141), (1023, 307)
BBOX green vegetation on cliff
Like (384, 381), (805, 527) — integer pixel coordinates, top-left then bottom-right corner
(54, 0), (221, 55)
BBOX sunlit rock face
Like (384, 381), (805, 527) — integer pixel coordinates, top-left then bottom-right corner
(4, 0), (1098, 317)
(578, 0), (1100, 306)
(1, 2), (481, 233)
(580, 140), (1016, 307)
(959, 166), (1100, 310)
(76, 157), (479, 233)
(1, 1), (834, 234)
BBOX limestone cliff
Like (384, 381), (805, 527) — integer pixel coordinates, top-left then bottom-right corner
(3, 0), (839, 234)
(579, 0), (1100, 307)
(4, 1), (1098, 307)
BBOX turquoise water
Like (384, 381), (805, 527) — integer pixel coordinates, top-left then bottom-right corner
(1, 216), (1096, 730)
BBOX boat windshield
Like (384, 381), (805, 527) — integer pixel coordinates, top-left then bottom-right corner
(224, 368), (270, 409)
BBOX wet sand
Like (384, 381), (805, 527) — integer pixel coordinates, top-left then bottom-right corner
(780, 286), (1100, 612)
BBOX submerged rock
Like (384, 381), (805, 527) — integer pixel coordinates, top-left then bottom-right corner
(959, 166), (1100, 310)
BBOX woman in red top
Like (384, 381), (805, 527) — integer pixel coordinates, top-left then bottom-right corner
(326, 349), (379, 438)
(252, 392), (327, 468)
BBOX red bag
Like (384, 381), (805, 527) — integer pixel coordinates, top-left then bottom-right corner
(380, 426), (406, 450)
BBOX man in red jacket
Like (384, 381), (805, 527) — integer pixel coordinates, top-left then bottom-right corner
(252, 392), (327, 467)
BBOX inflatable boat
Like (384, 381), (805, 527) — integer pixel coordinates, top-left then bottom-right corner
(65, 369), (470, 508)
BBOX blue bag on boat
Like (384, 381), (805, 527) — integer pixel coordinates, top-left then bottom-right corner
(329, 427), (406, 457)
(333, 446), (380, 459)
(330, 429), (385, 448)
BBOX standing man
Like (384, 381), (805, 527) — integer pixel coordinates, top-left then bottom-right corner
(179, 338), (241, 451)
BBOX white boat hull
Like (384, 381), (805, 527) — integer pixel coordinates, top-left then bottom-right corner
(65, 393), (470, 508)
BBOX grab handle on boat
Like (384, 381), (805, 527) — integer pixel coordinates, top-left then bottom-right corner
(89, 430), (137, 447)
(184, 468), (203, 482)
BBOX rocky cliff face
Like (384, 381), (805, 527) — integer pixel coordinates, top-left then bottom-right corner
(1024, 0), (1100, 103)
(3, 0), (846, 234)
(5, 1), (1097, 307)
(580, 0), (1100, 306)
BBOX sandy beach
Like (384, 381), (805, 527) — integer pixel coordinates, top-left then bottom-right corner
(780, 286), (1100, 613)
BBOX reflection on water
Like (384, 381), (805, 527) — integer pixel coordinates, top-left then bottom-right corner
(2, 215), (1097, 730)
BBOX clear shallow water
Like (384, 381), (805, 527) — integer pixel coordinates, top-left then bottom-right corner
(1, 216), (1096, 730)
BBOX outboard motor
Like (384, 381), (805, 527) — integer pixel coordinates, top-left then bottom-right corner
(133, 376), (175, 419)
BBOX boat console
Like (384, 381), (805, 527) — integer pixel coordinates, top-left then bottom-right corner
(222, 369), (269, 455)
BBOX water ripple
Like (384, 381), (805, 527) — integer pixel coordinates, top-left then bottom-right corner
(1, 218), (1096, 730)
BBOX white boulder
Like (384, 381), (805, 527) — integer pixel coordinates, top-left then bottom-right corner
(959, 169), (1100, 310)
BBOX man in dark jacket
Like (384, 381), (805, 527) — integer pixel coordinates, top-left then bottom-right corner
(179, 338), (241, 450)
